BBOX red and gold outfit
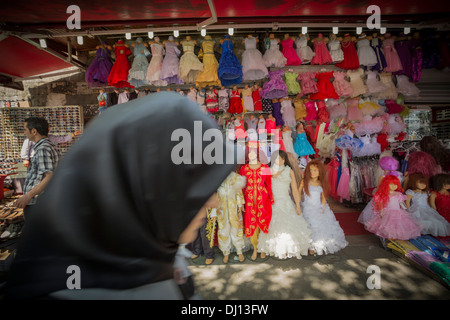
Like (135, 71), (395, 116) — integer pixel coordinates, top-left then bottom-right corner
(240, 164), (274, 238)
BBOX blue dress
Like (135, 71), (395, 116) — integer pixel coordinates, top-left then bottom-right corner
(293, 132), (315, 157)
(218, 38), (243, 86)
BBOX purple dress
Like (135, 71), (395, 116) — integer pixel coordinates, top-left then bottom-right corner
(85, 47), (113, 88)
(411, 39), (423, 83)
(271, 101), (284, 127)
(370, 37), (387, 72)
(394, 40), (413, 79)
(422, 37), (441, 69)
(260, 70), (288, 99)
(160, 41), (184, 84)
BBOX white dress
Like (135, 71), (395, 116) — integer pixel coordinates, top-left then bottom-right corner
(257, 166), (312, 259)
(406, 189), (450, 237)
(146, 43), (168, 86)
(280, 99), (297, 128)
(178, 40), (204, 84)
(263, 39), (287, 68)
(242, 37), (268, 81)
(327, 38), (344, 63)
(396, 75), (420, 97)
(301, 185), (348, 255)
(282, 130), (297, 157)
(357, 39), (378, 67)
(295, 36), (315, 64)
(365, 70), (386, 95)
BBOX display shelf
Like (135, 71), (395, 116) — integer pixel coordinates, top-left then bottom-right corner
(0, 106), (84, 160)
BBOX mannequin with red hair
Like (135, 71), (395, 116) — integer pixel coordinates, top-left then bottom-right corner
(364, 175), (422, 240)
(403, 151), (441, 190)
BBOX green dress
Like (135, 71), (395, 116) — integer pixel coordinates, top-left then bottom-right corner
(284, 72), (301, 95)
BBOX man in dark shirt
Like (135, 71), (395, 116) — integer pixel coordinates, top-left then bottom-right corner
(108, 88), (120, 106)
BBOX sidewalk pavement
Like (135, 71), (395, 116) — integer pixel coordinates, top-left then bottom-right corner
(187, 234), (450, 300)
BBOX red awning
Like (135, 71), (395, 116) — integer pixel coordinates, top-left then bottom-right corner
(0, 35), (73, 79)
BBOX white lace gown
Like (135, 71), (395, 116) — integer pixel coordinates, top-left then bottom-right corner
(301, 185), (348, 255)
(406, 189), (450, 237)
(263, 39), (287, 68)
(257, 166), (312, 259)
(242, 37), (268, 81)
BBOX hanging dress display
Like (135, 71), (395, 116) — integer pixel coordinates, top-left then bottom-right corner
(218, 36), (243, 86)
(396, 75), (420, 97)
(336, 35), (360, 70)
(310, 72), (339, 100)
(281, 37), (302, 65)
(311, 34), (333, 65)
(242, 36), (268, 81)
(280, 98), (296, 128)
(128, 38), (150, 88)
(178, 40), (204, 84)
(218, 87), (230, 112)
(327, 37), (344, 63)
(252, 86), (263, 112)
(260, 70), (289, 99)
(272, 100), (285, 127)
(227, 89), (243, 114)
(365, 70), (386, 95)
(382, 35), (403, 73)
(107, 40), (133, 88)
(160, 38), (184, 85)
(263, 38), (287, 68)
(332, 71), (353, 97)
(377, 72), (398, 100)
(85, 44), (113, 88)
(356, 36), (378, 67)
(195, 35), (221, 88)
(370, 36), (387, 72)
(284, 71), (301, 95)
(242, 86), (254, 112)
(297, 72), (318, 95)
(347, 68), (368, 98)
(295, 35), (315, 64)
(146, 39), (167, 86)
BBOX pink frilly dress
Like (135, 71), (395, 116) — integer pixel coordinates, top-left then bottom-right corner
(332, 71), (353, 97)
(304, 100), (318, 121)
(345, 98), (363, 122)
(298, 72), (318, 95)
(365, 192), (422, 240)
(311, 34), (333, 65)
(326, 99), (347, 121)
(281, 38), (302, 66)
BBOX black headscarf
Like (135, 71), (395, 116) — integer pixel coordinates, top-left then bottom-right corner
(4, 92), (236, 299)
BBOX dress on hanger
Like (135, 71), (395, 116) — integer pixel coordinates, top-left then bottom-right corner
(377, 73), (398, 100)
(242, 87), (254, 112)
(252, 88), (263, 112)
(227, 90), (243, 114)
(128, 39), (150, 88)
(337, 151), (350, 202)
(365, 70), (386, 95)
(297, 72), (318, 95)
(328, 38), (344, 63)
(356, 38), (378, 67)
(396, 75), (420, 97)
(393, 39), (413, 79)
(179, 40), (204, 84)
(295, 35), (315, 64)
(263, 38), (287, 68)
(85, 45), (113, 88)
(310, 71), (339, 100)
(218, 38), (243, 86)
(370, 37), (387, 72)
(326, 98), (347, 120)
(280, 99), (296, 128)
(284, 71), (302, 95)
(293, 132), (315, 157)
(304, 100), (318, 121)
(146, 42), (168, 86)
(272, 101), (285, 127)
(281, 38), (302, 65)
(311, 36), (333, 65)
(262, 98), (273, 113)
(336, 38), (360, 70)
(195, 37), (222, 87)
(382, 37), (403, 73)
(301, 185), (348, 255)
(218, 88), (230, 112)
(347, 68), (368, 98)
(332, 71), (353, 97)
(108, 41), (133, 88)
(294, 97), (307, 120)
(242, 37), (268, 81)
(260, 70), (289, 99)
(206, 87), (219, 113)
(345, 97), (363, 121)
(160, 40), (184, 85)
(257, 166), (312, 259)
(328, 157), (340, 200)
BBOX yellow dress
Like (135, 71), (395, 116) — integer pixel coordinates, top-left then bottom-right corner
(195, 37), (222, 88)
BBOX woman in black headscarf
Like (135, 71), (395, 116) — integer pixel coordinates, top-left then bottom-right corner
(4, 92), (237, 299)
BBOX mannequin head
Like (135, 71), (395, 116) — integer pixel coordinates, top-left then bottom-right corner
(233, 85), (238, 91)
(374, 175), (403, 210)
(186, 35), (191, 41)
(269, 33), (275, 39)
(405, 173), (429, 191)
(284, 33), (290, 39)
(303, 160), (328, 197)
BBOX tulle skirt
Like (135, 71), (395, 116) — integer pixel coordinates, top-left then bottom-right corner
(365, 209), (422, 240)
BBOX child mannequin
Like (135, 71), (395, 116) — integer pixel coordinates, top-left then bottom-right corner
(293, 122), (315, 159)
(299, 160), (348, 255)
(257, 150), (312, 259)
(217, 168), (247, 263)
(240, 142), (273, 260)
(242, 84), (254, 112)
(430, 173), (450, 223)
(405, 174), (450, 236)
(365, 175), (422, 240)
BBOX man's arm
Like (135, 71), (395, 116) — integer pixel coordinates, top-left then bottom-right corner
(15, 172), (53, 208)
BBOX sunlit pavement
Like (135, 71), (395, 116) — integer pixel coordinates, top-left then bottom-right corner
(188, 234), (450, 300)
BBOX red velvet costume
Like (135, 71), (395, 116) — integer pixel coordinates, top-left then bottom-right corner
(108, 41), (133, 88)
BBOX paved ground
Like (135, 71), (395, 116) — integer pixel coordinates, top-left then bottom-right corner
(187, 234), (450, 300)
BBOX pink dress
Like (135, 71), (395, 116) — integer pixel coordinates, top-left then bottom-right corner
(332, 71), (353, 97)
(281, 38), (302, 65)
(297, 72), (318, 95)
(365, 192), (422, 240)
(345, 98), (363, 122)
(311, 35), (333, 65)
(382, 38), (403, 73)
(304, 101), (318, 121)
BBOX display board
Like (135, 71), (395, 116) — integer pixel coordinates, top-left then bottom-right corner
(0, 106), (84, 161)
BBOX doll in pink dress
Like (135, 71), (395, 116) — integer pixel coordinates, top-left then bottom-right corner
(281, 34), (302, 66)
(310, 34), (333, 65)
(364, 175), (422, 240)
